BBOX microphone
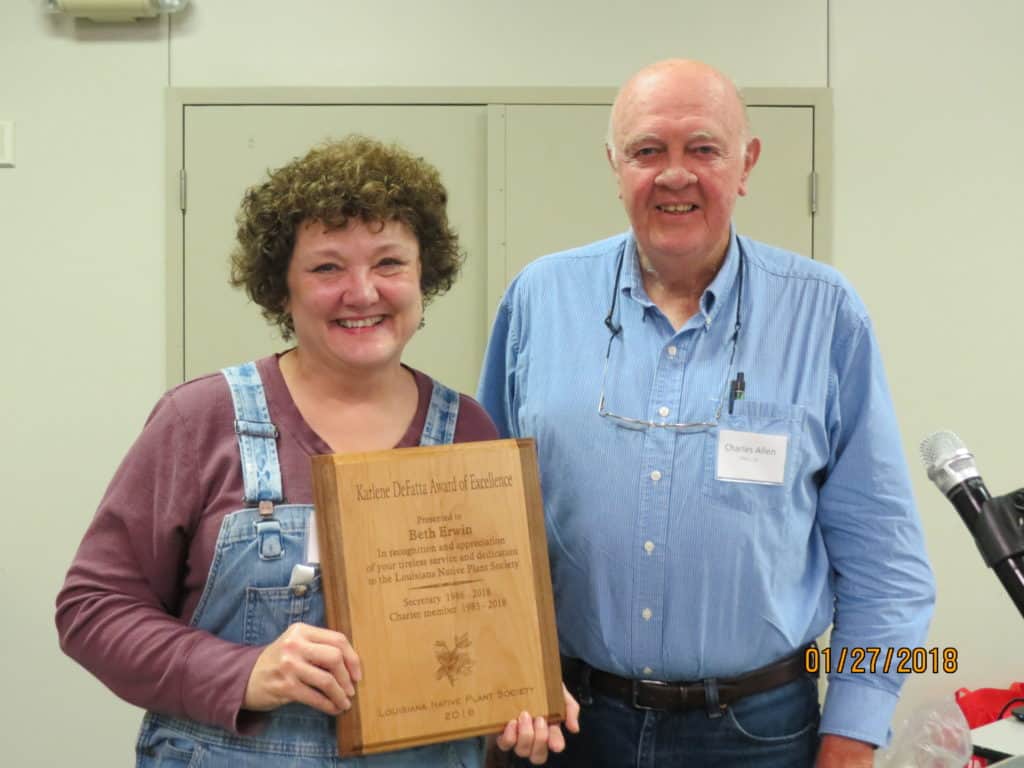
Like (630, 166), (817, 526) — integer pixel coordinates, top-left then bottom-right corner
(919, 431), (992, 530)
(920, 431), (1024, 618)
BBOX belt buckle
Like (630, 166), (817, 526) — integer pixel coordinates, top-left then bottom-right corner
(630, 679), (674, 711)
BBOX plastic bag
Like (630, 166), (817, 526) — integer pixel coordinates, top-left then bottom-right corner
(875, 697), (972, 768)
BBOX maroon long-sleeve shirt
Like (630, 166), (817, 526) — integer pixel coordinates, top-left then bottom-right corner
(56, 355), (498, 733)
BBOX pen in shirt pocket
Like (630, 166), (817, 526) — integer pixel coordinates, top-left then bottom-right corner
(728, 371), (746, 414)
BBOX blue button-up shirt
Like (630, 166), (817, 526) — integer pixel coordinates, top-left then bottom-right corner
(477, 230), (935, 746)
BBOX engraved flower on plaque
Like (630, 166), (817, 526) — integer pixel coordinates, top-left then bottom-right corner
(435, 632), (474, 685)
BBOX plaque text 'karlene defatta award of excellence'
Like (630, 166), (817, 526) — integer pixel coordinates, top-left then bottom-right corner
(311, 438), (563, 756)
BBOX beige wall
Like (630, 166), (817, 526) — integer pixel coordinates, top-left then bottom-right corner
(1, 1), (1020, 763)
(167, 0), (826, 87)
(831, 0), (1024, 727)
(0, 10), (170, 763)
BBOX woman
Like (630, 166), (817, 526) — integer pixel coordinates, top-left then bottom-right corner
(56, 136), (575, 767)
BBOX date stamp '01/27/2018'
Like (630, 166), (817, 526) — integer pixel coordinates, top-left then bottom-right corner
(804, 646), (958, 675)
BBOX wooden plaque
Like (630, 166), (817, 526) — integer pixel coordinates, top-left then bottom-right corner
(311, 438), (563, 757)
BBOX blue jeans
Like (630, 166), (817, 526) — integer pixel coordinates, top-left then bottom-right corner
(515, 675), (820, 767)
(138, 719), (484, 767)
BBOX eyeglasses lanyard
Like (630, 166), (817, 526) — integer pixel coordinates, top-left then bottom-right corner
(603, 240), (744, 354)
(602, 240), (746, 416)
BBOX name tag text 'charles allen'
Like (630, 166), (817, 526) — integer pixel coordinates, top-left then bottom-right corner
(716, 429), (788, 485)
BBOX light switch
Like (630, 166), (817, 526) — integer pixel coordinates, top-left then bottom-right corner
(0, 121), (14, 167)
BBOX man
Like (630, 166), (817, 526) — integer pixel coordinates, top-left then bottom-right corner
(478, 59), (935, 767)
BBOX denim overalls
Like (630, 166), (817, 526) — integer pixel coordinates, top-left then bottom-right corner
(136, 362), (483, 767)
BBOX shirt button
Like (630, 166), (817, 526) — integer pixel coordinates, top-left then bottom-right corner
(650, 470), (662, 482)
(658, 406), (670, 418)
(643, 666), (654, 676)
(644, 541), (655, 554)
(641, 608), (653, 621)
(667, 346), (677, 357)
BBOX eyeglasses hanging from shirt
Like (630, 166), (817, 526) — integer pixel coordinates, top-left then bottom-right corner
(597, 241), (746, 431)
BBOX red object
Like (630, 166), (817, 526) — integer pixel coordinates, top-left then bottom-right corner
(955, 681), (1024, 728)
(959, 683), (1024, 766)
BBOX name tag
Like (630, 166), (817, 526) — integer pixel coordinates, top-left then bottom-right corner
(717, 429), (788, 485)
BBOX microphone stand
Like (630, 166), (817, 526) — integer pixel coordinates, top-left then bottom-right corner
(976, 489), (1024, 619)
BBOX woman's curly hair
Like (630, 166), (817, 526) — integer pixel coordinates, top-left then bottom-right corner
(230, 135), (462, 339)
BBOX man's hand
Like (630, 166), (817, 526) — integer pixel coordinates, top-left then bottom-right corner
(243, 622), (362, 715)
(495, 684), (581, 765)
(815, 734), (874, 767)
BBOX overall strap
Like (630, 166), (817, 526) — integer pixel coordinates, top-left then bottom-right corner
(420, 379), (460, 446)
(221, 362), (284, 505)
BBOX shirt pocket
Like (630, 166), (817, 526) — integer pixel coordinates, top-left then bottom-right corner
(242, 574), (325, 645)
(701, 400), (806, 515)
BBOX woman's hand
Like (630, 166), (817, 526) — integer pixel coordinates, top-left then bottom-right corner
(495, 684), (581, 764)
(243, 622), (362, 715)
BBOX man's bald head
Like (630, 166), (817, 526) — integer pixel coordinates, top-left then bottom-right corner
(603, 58), (761, 274)
(607, 60), (750, 164)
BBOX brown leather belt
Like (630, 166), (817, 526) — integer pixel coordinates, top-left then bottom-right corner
(562, 645), (814, 713)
